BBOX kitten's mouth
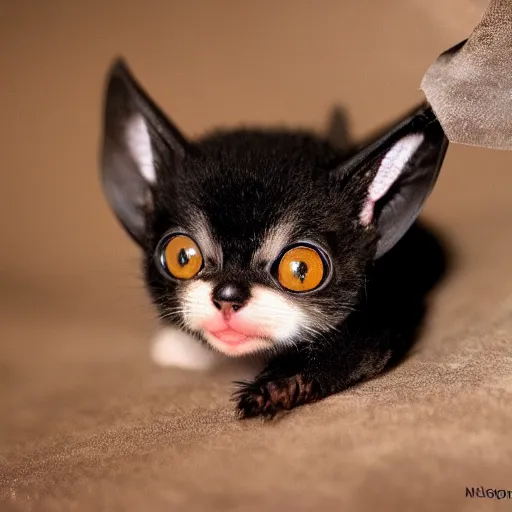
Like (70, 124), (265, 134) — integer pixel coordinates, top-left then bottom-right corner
(210, 329), (250, 346)
(202, 327), (273, 356)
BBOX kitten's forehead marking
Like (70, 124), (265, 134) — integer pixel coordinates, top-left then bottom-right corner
(190, 213), (222, 263)
(252, 221), (295, 265)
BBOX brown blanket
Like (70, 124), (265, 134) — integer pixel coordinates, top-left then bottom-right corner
(1, 1), (511, 510)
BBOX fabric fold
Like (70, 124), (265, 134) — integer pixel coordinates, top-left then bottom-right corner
(421, 0), (512, 149)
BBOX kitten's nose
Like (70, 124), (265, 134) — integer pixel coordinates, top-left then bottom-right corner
(212, 282), (250, 313)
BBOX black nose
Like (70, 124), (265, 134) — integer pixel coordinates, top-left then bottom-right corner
(212, 282), (250, 312)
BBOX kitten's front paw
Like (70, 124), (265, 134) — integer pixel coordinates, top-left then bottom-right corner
(234, 374), (321, 419)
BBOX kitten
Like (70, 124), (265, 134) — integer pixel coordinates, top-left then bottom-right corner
(100, 60), (448, 419)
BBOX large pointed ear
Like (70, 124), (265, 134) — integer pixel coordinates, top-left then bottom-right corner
(100, 58), (188, 246)
(341, 103), (448, 259)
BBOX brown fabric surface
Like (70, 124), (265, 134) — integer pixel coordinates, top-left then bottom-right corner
(2, 2), (512, 511)
(421, 0), (512, 149)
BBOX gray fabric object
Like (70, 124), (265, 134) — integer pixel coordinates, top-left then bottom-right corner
(421, 0), (512, 150)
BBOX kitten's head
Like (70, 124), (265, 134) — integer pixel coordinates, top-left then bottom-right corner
(100, 60), (448, 357)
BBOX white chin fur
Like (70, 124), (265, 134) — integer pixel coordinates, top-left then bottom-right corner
(150, 326), (220, 370)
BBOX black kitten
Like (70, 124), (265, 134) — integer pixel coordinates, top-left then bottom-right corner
(100, 60), (448, 419)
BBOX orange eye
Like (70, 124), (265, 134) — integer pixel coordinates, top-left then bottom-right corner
(277, 246), (326, 292)
(162, 235), (203, 280)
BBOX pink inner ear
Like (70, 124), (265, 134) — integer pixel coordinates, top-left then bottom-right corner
(359, 133), (424, 226)
(125, 115), (156, 183)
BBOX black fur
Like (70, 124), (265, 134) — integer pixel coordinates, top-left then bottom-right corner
(233, 222), (448, 418)
(100, 60), (449, 419)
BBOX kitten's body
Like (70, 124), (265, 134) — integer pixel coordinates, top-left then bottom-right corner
(100, 61), (448, 418)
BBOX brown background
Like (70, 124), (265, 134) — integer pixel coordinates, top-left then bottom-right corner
(0, 0), (488, 284)
(3, 1), (512, 511)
